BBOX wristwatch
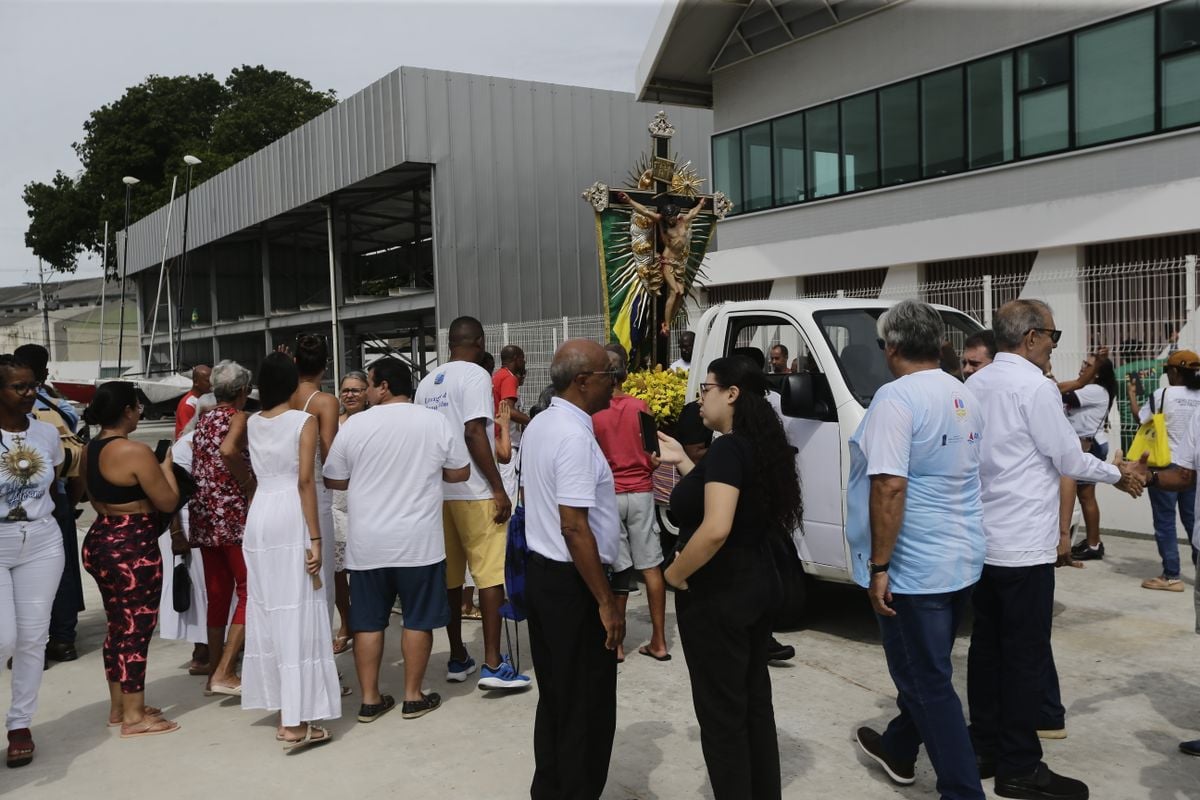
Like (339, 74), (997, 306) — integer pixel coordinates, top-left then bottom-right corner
(868, 560), (890, 576)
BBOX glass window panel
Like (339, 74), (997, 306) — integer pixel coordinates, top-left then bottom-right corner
(1160, 0), (1200, 55)
(921, 68), (965, 177)
(841, 93), (879, 192)
(712, 131), (742, 213)
(1018, 36), (1069, 90)
(967, 54), (1014, 168)
(805, 103), (840, 198)
(1019, 86), (1069, 156)
(741, 122), (772, 211)
(1075, 13), (1155, 146)
(772, 113), (805, 205)
(1163, 51), (1200, 127)
(879, 81), (919, 186)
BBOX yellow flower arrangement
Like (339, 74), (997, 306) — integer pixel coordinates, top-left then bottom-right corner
(622, 366), (688, 428)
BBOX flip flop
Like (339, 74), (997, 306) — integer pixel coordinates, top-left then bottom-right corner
(638, 646), (672, 662)
(188, 663), (210, 676)
(108, 706), (163, 727)
(332, 635), (353, 655)
(207, 683), (242, 697)
(281, 724), (332, 753)
(120, 718), (180, 739)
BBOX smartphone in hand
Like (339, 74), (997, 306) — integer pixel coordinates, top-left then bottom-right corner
(639, 411), (660, 456)
(154, 439), (171, 463)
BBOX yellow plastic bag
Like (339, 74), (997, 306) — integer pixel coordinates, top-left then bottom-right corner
(1127, 395), (1172, 468)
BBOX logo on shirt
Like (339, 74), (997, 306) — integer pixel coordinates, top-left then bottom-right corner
(434, 373), (445, 385)
(952, 393), (968, 422)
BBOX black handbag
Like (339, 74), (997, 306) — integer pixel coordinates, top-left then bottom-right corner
(173, 554), (192, 613)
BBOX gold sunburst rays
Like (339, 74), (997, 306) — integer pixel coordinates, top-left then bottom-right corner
(0, 438), (45, 486)
(625, 154), (704, 199)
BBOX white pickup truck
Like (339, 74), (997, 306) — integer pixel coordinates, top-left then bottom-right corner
(659, 298), (986, 622)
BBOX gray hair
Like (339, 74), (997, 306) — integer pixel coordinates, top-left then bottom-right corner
(550, 343), (594, 392)
(877, 299), (944, 362)
(993, 299), (1053, 350)
(210, 359), (252, 402)
(340, 370), (368, 387)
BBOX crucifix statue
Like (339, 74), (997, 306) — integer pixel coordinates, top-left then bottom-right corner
(582, 110), (732, 367)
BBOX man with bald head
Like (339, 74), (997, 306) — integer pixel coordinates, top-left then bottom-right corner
(175, 364), (211, 439)
(416, 316), (527, 691)
(522, 338), (623, 800)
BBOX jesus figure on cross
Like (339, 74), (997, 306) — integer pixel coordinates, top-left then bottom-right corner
(617, 192), (708, 335)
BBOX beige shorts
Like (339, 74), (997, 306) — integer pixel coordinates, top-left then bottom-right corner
(443, 499), (506, 591)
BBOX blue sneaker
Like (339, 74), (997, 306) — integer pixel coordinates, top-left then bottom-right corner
(446, 654), (476, 683)
(477, 654), (532, 691)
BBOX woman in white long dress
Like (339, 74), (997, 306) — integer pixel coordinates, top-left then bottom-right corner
(241, 352), (340, 750)
(157, 427), (210, 668)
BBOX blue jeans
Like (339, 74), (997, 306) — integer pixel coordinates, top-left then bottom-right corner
(877, 588), (985, 800)
(1148, 483), (1197, 579)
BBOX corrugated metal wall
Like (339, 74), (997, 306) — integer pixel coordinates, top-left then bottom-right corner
(123, 67), (712, 326)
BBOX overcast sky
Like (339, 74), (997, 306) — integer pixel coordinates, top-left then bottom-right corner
(0, 0), (668, 286)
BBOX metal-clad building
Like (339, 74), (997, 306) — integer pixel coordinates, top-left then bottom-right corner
(121, 67), (710, 374)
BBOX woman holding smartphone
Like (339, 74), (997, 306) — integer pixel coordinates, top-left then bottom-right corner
(657, 356), (802, 800)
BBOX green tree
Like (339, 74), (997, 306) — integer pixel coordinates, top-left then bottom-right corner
(24, 66), (337, 274)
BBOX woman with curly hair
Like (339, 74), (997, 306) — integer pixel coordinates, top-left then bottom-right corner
(658, 355), (802, 800)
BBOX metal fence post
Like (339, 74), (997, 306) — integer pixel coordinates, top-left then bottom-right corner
(1187, 254), (1198, 350)
(836, 289), (845, 298)
(562, 316), (569, 341)
(502, 322), (509, 346)
(982, 274), (993, 328)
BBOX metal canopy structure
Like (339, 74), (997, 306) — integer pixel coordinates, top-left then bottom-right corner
(638, 0), (898, 107)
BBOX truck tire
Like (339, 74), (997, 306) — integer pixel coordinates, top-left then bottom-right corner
(655, 502), (680, 558)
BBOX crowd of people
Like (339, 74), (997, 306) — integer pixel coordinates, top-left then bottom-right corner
(0, 300), (1197, 800)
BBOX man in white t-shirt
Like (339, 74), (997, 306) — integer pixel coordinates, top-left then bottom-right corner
(668, 330), (694, 372)
(522, 338), (622, 799)
(414, 316), (528, 691)
(323, 357), (470, 722)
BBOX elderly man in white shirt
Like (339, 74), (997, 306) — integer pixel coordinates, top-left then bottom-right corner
(521, 338), (623, 800)
(964, 299), (1143, 800)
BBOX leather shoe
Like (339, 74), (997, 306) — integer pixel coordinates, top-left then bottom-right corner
(45, 641), (78, 662)
(767, 636), (795, 662)
(995, 762), (1088, 800)
(977, 753), (996, 780)
(1179, 739), (1200, 757)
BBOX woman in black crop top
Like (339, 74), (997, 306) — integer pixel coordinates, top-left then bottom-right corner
(658, 356), (802, 800)
(79, 381), (181, 739)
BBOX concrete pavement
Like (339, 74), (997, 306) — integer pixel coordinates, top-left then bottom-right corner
(6, 507), (1200, 798)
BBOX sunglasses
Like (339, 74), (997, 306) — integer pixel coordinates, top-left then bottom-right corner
(1028, 328), (1063, 344)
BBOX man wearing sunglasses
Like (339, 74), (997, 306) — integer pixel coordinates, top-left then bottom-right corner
(963, 300), (1145, 800)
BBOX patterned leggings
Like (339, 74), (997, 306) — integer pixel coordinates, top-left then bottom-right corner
(82, 514), (163, 694)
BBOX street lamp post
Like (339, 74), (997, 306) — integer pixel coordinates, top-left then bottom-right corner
(174, 155), (201, 370)
(116, 175), (139, 374)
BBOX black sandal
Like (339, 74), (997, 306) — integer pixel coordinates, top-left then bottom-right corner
(356, 694), (395, 723)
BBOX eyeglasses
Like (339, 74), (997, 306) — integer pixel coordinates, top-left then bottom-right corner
(340, 388), (365, 395)
(1028, 328), (1062, 344)
(699, 382), (726, 396)
(2, 383), (38, 395)
(579, 370), (619, 382)
(876, 338), (886, 350)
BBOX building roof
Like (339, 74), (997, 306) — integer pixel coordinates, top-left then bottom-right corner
(637, 0), (899, 107)
(0, 276), (106, 322)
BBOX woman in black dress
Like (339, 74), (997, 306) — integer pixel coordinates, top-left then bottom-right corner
(658, 355), (802, 800)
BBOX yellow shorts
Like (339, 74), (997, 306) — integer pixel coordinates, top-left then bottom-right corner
(443, 499), (506, 591)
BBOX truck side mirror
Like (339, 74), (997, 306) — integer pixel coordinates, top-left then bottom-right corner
(780, 372), (835, 421)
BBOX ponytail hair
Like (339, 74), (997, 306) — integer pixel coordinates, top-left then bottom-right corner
(84, 381), (139, 427)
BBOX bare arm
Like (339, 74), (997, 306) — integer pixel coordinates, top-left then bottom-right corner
(133, 446), (180, 513)
(867, 474), (907, 617)
(310, 393), (339, 462)
(323, 477), (348, 491)
(1155, 464), (1197, 492)
(1126, 380), (1143, 419)
(664, 482), (738, 588)
(219, 411), (255, 495)
(683, 196), (708, 223)
(502, 398), (531, 427)
(442, 466), (470, 483)
(559, 504), (623, 650)
(495, 403), (512, 465)
(297, 417), (323, 578)
(617, 192), (659, 221)
(464, 418), (511, 523)
(656, 432), (696, 476)
(1057, 349), (1107, 393)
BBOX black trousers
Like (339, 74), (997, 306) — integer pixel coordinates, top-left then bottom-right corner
(967, 563), (1055, 778)
(47, 489), (84, 643)
(527, 553), (617, 800)
(676, 545), (781, 800)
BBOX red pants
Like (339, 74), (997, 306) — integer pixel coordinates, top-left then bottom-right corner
(200, 545), (246, 627)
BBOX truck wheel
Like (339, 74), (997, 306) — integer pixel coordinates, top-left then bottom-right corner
(655, 503), (679, 558)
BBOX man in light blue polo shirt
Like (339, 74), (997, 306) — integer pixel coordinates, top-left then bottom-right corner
(847, 300), (986, 800)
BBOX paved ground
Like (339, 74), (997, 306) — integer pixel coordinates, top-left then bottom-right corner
(7, 423), (1200, 798)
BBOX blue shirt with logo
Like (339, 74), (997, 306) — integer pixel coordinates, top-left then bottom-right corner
(847, 368), (985, 594)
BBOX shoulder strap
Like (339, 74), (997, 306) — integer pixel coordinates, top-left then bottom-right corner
(302, 390), (320, 413)
(37, 392), (75, 430)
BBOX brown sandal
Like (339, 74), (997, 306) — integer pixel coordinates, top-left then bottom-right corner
(108, 706), (163, 728)
(120, 718), (180, 739)
(6, 728), (33, 768)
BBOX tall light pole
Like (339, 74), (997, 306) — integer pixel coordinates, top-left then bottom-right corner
(174, 155), (201, 369)
(116, 175), (139, 373)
